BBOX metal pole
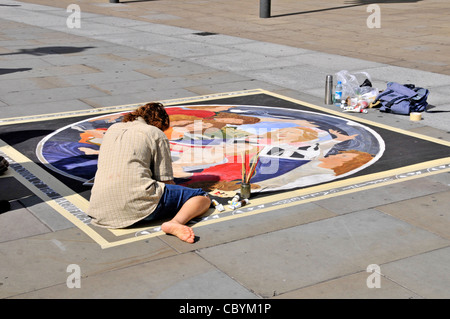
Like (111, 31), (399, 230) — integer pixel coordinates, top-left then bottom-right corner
(260, 0), (271, 18)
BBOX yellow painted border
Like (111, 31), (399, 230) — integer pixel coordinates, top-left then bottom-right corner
(1, 89), (449, 248)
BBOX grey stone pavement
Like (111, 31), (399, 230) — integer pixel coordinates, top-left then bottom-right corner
(0, 0), (449, 301)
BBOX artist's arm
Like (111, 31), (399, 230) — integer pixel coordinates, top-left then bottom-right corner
(151, 134), (175, 183)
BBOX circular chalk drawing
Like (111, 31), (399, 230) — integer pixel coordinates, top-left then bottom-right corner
(37, 105), (385, 193)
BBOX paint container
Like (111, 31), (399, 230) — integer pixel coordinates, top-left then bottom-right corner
(211, 199), (225, 212)
(410, 112), (422, 121)
(325, 75), (333, 105)
(229, 199), (249, 210)
(229, 194), (240, 205)
(240, 183), (251, 199)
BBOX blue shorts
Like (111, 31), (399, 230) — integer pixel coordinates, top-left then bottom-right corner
(144, 184), (208, 221)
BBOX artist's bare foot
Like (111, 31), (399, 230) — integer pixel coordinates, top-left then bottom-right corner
(161, 221), (195, 243)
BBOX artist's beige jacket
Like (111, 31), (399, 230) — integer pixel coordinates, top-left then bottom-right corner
(88, 117), (173, 228)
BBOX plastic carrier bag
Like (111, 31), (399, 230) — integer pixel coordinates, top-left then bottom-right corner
(335, 70), (373, 99)
(374, 82), (429, 115)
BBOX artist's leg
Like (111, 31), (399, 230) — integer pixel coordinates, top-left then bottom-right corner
(161, 195), (211, 243)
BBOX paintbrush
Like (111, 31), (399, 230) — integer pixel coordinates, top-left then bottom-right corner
(245, 150), (261, 184)
(241, 151), (246, 184)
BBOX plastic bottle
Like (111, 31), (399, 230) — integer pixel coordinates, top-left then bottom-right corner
(334, 81), (343, 107)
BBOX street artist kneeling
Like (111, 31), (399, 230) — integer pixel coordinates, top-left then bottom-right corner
(88, 102), (211, 243)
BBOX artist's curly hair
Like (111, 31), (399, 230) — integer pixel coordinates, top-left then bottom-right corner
(122, 102), (170, 131)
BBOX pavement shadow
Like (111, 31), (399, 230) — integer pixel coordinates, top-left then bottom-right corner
(0, 46), (95, 57)
(271, 0), (422, 17)
(426, 105), (450, 113)
(0, 68), (32, 75)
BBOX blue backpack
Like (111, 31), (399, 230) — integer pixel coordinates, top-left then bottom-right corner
(375, 82), (429, 115)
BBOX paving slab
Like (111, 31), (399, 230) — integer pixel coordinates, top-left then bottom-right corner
(0, 227), (177, 298)
(427, 172), (450, 189)
(291, 52), (387, 73)
(143, 40), (236, 59)
(0, 99), (94, 117)
(180, 33), (256, 46)
(274, 271), (422, 299)
(381, 247), (450, 299)
(407, 126), (450, 142)
(80, 88), (197, 108)
(189, 51), (304, 73)
(160, 202), (337, 253)
(18, 195), (75, 232)
(84, 15), (150, 28)
(58, 70), (151, 87)
(198, 209), (449, 298)
(130, 22), (200, 36)
(237, 64), (328, 91)
(0, 56), (54, 70)
(376, 190), (450, 240)
(0, 85), (107, 105)
(184, 79), (286, 97)
(92, 31), (183, 48)
(14, 252), (259, 299)
(366, 65), (450, 88)
(0, 200), (51, 243)
(314, 177), (450, 215)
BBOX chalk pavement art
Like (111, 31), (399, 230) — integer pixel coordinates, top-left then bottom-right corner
(1, 89), (449, 248)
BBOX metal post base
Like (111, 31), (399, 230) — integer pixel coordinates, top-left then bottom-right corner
(260, 0), (271, 18)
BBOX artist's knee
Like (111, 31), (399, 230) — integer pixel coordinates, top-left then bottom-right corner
(203, 194), (212, 204)
(200, 194), (211, 209)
